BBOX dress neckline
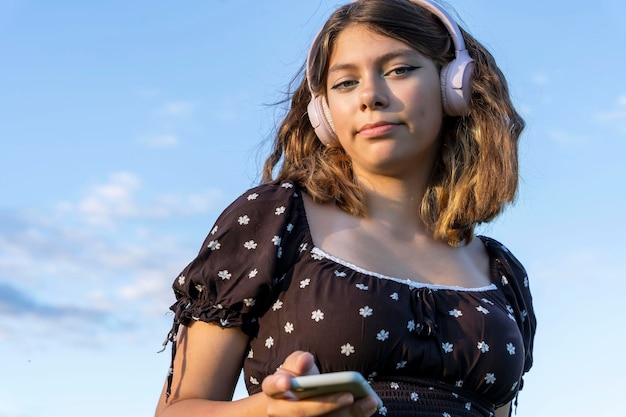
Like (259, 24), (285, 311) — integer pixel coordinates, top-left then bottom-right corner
(294, 190), (499, 292)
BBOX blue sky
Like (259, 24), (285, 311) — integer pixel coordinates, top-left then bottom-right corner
(1, 0), (625, 416)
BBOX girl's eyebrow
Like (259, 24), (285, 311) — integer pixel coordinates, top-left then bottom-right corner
(328, 49), (419, 74)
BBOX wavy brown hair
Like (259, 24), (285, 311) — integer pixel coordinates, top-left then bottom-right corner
(262, 0), (524, 246)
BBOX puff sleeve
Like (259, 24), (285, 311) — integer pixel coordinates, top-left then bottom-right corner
(169, 182), (303, 335)
(161, 182), (304, 398)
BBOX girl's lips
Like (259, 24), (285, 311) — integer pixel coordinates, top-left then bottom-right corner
(357, 122), (400, 138)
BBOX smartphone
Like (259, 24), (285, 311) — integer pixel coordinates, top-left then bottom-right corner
(289, 371), (383, 408)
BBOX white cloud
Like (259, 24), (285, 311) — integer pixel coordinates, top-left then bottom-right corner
(0, 172), (225, 348)
(595, 94), (626, 122)
(138, 133), (180, 148)
(548, 129), (589, 145)
(159, 100), (195, 118)
(55, 172), (222, 227)
(530, 72), (549, 85)
(134, 87), (160, 99)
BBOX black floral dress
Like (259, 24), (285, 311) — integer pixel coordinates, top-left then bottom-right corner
(165, 182), (536, 417)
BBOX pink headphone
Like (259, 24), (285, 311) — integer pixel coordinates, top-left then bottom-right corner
(306, 0), (475, 146)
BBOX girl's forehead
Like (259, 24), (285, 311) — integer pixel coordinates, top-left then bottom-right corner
(328, 25), (423, 64)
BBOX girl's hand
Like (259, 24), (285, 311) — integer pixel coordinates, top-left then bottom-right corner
(261, 351), (380, 417)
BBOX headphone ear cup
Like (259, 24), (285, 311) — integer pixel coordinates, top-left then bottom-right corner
(440, 51), (475, 116)
(307, 94), (338, 145)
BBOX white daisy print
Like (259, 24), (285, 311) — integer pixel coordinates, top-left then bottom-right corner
(247, 193), (259, 200)
(481, 298), (494, 305)
(265, 337), (274, 348)
(177, 275), (185, 286)
(272, 300), (283, 311)
(379, 406), (388, 416)
(210, 225), (218, 235)
(300, 278), (311, 288)
(390, 382), (400, 390)
(396, 361), (407, 369)
(449, 309), (463, 318)
(281, 182), (294, 188)
(250, 376), (259, 385)
(238, 215), (250, 225)
(248, 269), (258, 279)
(476, 306), (490, 315)
(341, 343), (355, 356)
(244, 240), (258, 250)
(410, 392), (419, 401)
(243, 298), (255, 307)
(485, 373), (496, 384)
(407, 320), (416, 331)
(477, 341), (489, 353)
(219, 318), (229, 327)
(455, 380), (464, 387)
(247, 349), (254, 359)
(275, 206), (286, 215)
(195, 284), (204, 292)
(390, 292), (399, 300)
(376, 330), (389, 341)
(443, 413), (451, 417)
(218, 270), (231, 280)
(359, 306), (373, 318)
(506, 343), (516, 355)
(272, 235), (281, 246)
(442, 342), (454, 353)
(299, 242), (308, 252)
(465, 402), (472, 411)
(207, 240), (221, 251)
(284, 322), (294, 333)
(311, 309), (324, 322)
(501, 275), (509, 285)
(355, 283), (369, 290)
(334, 270), (347, 277)
(286, 223), (294, 232)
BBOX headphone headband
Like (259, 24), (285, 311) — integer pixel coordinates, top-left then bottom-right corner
(411, 0), (468, 55)
(306, 0), (475, 145)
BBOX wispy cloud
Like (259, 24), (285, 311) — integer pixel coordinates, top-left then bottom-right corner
(138, 133), (179, 148)
(56, 172), (222, 227)
(158, 100), (196, 118)
(596, 94), (626, 121)
(595, 94), (626, 134)
(530, 72), (550, 86)
(0, 281), (113, 321)
(135, 97), (198, 149)
(548, 129), (589, 146)
(0, 173), (223, 348)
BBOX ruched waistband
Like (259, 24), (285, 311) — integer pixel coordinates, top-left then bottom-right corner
(369, 377), (495, 417)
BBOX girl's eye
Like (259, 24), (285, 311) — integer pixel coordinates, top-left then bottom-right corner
(387, 66), (418, 76)
(330, 80), (358, 90)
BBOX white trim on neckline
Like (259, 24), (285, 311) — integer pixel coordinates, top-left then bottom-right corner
(310, 246), (497, 292)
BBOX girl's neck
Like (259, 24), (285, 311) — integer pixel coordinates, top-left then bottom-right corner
(355, 171), (430, 235)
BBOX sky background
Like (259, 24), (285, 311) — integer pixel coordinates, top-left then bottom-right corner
(1, 0), (625, 416)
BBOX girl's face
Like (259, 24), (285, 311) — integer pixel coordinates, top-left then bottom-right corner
(325, 24), (444, 182)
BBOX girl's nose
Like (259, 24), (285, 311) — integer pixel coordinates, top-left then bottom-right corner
(359, 77), (389, 111)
